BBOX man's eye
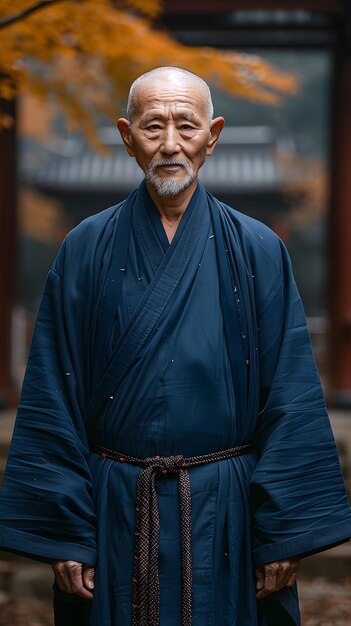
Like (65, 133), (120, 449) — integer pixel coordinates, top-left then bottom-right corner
(148, 124), (161, 130)
(181, 124), (193, 130)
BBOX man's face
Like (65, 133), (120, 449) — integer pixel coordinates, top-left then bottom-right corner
(118, 73), (223, 198)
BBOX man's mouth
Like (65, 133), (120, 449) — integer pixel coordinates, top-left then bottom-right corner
(158, 164), (182, 173)
(154, 161), (186, 172)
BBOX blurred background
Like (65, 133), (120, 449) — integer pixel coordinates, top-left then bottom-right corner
(0, 1), (351, 624)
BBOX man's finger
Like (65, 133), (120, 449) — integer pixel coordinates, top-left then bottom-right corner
(263, 562), (278, 595)
(256, 562), (278, 599)
(56, 560), (81, 594)
(67, 562), (93, 600)
(69, 562), (85, 594)
(82, 564), (95, 591)
(286, 571), (298, 588)
(275, 561), (292, 591)
(274, 560), (298, 591)
(255, 565), (264, 592)
(52, 560), (93, 600)
(275, 559), (300, 591)
(52, 560), (71, 593)
(256, 559), (300, 599)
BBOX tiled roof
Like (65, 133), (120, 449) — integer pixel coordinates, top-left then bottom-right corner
(20, 126), (286, 193)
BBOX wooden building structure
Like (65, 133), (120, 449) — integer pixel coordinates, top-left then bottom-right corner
(0, 0), (350, 406)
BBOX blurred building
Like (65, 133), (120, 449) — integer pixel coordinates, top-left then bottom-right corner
(20, 124), (290, 216)
(0, 1), (350, 406)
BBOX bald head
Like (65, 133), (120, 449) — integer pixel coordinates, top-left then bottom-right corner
(117, 66), (225, 200)
(126, 67), (214, 122)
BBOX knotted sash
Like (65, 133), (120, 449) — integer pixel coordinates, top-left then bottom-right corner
(92, 443), (254, 626)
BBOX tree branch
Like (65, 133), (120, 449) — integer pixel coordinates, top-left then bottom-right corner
(0, 0), (66, 30)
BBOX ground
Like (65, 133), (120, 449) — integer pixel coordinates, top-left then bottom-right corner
(0, 579), (351, 626)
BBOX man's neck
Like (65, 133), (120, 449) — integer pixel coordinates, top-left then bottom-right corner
(145, 180), (198, 243)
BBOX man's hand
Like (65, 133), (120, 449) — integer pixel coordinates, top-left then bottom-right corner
(52, 560), (95, 600)
(255, 558), (300, 600)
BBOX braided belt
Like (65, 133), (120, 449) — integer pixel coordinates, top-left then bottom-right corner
(92, 443), (253, 626)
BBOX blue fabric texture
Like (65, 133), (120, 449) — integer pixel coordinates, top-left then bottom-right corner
(1, 181), (350, 626)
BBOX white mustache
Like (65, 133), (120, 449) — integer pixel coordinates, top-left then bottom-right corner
(151, 160), (187, 170)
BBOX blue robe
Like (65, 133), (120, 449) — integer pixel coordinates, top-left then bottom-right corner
(1, 181), (350, 626)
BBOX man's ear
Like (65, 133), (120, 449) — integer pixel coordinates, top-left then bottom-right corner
(206, 117), (225, 156)
(117, 118), (135, 157)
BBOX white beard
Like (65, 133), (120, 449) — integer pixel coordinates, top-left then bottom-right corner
(144, 160), (197, 197)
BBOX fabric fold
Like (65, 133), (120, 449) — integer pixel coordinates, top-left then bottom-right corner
(0, 181), (350, 626)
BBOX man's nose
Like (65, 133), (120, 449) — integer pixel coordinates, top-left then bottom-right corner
(160, 126), (181, 154)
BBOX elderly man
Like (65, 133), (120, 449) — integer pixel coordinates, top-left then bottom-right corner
(0, 67), (350, 626)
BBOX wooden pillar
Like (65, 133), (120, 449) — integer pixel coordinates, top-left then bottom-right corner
(327, 6), (351, 406)
(0, 98), (17, 407)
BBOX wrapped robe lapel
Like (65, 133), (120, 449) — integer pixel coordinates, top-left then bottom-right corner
(87, 182), (257, 439)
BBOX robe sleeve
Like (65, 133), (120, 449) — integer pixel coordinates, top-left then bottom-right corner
(250, 240), (351, 565)
(0, 241), (97, 565)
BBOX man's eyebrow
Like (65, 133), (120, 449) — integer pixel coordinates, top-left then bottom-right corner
(177, 112), (201, 123)
(139, 112), (202, 125)
(139, 114), (163, 125)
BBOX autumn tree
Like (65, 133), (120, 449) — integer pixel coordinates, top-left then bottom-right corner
(0, 1), (299, 404)
(0, 0), (298, 142)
